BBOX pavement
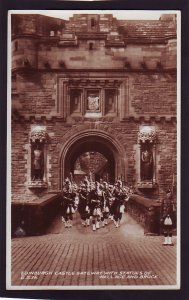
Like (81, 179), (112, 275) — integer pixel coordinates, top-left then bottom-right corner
(10, 212), (177, 288)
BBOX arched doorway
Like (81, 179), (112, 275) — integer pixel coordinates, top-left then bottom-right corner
(59, 130), (127, 189)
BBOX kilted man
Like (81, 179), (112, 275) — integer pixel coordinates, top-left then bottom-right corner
(102, 182), (112, 225)
(162, 189), (174, 246)
(61, 178), (76, 228)
(78, 184), (90, 227)
(112, 180), (127, 228)
(99, 184), (106, 227)
(108, 184), (115, 220)
(89, 182), (104, 231)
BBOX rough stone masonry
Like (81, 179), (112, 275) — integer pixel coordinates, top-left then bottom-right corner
(11, 13), (177, 235)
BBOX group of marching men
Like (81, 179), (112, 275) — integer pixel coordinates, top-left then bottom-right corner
(60, 176), (133, 231)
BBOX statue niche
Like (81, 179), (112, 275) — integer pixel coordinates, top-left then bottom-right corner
(29, 126), (48, 188)
(137, 126), (157, 188)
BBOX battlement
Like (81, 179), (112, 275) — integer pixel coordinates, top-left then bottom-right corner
(11, 13), (176, 42)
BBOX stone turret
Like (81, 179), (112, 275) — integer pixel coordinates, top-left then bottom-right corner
(11, 14), (66, 71)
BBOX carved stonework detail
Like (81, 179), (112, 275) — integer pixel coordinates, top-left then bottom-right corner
(30, 126), (48, 143)
(138, 126), (156, 143)
(87, 96), (100, 111)
(28, 180), (48, 189)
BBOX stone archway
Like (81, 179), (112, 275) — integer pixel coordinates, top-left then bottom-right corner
(59, 129), (127, 189)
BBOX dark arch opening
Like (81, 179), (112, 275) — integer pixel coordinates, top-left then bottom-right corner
(73, 151), (112, 183)
(63, 135), (117, 184)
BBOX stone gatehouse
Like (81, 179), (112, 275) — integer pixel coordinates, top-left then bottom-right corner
(10, 12), (177, 235)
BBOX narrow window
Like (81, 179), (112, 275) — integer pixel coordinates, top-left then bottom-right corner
(91, 18), (95, 28)
(105, 89), (116, 114)
(70, 89), (81, 114)
(89, 42), (93, 50)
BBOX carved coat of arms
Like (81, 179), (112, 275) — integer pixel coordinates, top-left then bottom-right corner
(87, 96), (99, 111)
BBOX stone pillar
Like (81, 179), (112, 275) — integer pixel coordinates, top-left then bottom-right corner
(152, 144), (156, 183)
(138, 143), (141, 182)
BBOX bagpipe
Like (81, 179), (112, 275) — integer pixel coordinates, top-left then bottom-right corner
(63, 194), (75, 202)
(79, 192), (89, 201)
(63, 192), (76, 213)
(114, 187), (128, 199)
(79, 192), (90, 213)
(62, 191), (77, 213)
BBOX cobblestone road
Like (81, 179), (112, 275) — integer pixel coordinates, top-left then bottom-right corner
(11, 212), (177, 288)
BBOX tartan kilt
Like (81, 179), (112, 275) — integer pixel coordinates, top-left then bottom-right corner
(92, 207), (102, 217)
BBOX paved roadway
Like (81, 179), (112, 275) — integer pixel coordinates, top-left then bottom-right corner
(11, 212), (177, 288)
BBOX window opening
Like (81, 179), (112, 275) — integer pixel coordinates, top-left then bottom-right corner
(89, 42), (93, 50)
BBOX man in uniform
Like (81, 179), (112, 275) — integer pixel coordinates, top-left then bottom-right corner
(162, 189), (175, 246)
(78, 184), (90, 227)
(112, 180), (127, 228)
(102, 182), (111, 225)
(89, 181), (102, 231)
(61, 178), (76, 228)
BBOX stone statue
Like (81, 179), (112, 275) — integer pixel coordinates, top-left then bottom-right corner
(33, 144), (44, 180)
(141, 149), (153, 180)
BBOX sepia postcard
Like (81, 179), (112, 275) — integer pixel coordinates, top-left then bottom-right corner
(6, 9), (181, 290)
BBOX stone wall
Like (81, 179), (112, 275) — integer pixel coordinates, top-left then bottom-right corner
(12, 72), (57, 116)
(12, 71), (176, 119)
(11, 13), (177, 210)
(129, 73), (176, 116)
(12, 38), (177, 71)
(11, 118), (177, 204)
(12, 14), (176, 71)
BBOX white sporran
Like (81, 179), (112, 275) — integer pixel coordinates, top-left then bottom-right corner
(96, 208), (101, 216)
(71, 207), (75, 214)
(120, 205), (125, 213)
(164, 216), (173, 226)
(105, 206), (109, 213)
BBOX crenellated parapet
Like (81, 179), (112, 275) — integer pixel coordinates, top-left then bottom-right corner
(11, 13), (177, 72)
